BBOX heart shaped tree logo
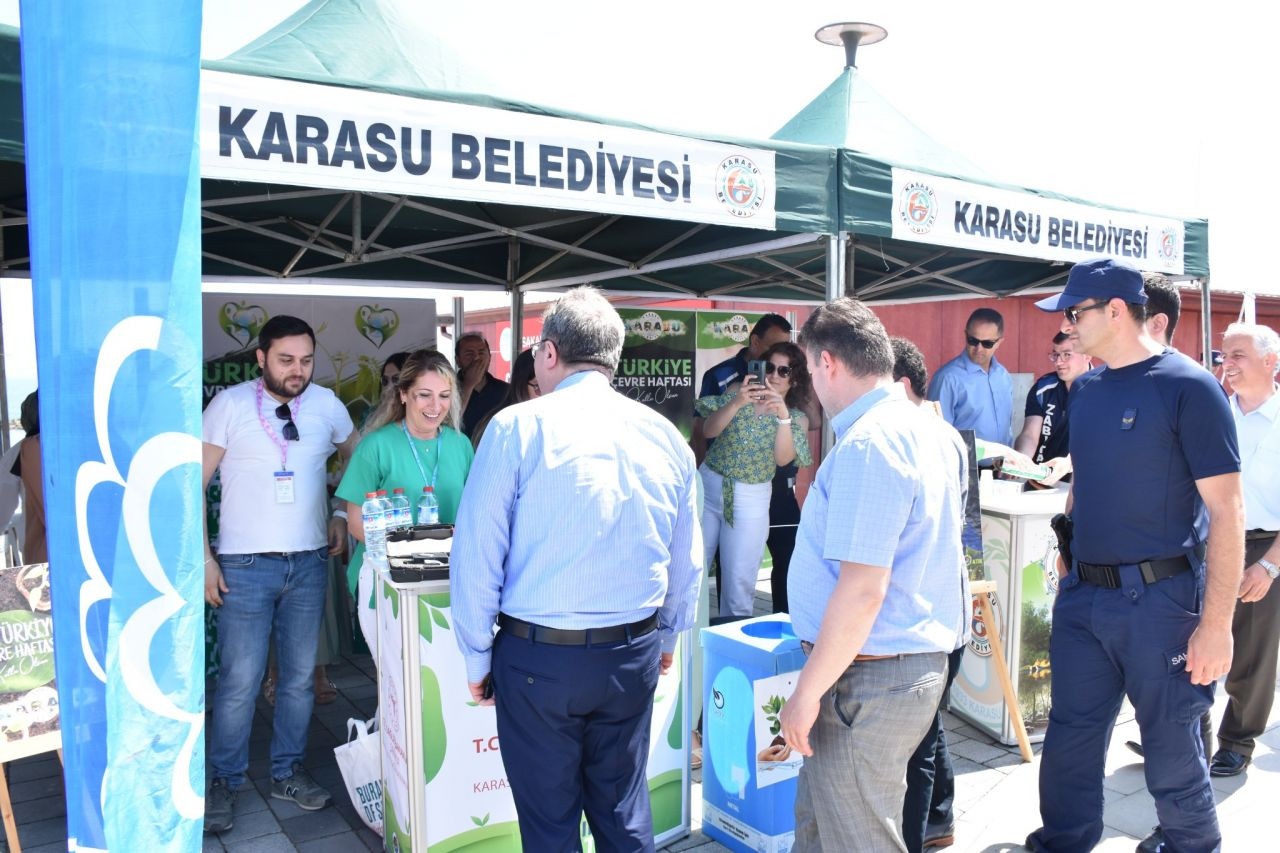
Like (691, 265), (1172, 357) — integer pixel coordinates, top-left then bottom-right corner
(355, 305), (400, 349)
(218, 301), (269, 349)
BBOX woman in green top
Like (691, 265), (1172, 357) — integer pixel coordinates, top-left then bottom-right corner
(696, 342), (813, 618)
(337, 350), (474, 625)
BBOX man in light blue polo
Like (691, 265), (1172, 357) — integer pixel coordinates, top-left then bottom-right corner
(779, 298), (969, 852)
(451, 286), (702, 852)
(928, 307), (1013, 443)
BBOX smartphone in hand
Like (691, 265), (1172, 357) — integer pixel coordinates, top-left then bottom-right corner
(747, 360), (768, 385)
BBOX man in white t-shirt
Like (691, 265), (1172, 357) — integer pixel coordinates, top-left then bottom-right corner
(201, 315), (356, 834)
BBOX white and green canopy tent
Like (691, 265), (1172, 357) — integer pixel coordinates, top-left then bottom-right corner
(0, 6), (1210, 336)
(0, 3), (838, 305)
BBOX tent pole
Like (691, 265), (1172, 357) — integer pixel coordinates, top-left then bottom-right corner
(452, 296), (465, 359)
(509, 289), (524, 367)
(508, 237), (523, 368)
(822, 232), (849, 455)
(825, 231), (847, 302)
(1201, 276), (1213, 369)
(0, 219), (8, 452)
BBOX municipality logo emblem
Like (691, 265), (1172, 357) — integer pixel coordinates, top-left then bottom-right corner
(899, 182), (938, 235)
(723, 314), (750, 343)
(715, 155), (766, 218)
(628, 311), (666, 341)
(1159, 227), (1180, 263)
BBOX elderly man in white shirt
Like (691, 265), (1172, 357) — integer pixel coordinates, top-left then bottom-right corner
(1209, 322), (1280, 778)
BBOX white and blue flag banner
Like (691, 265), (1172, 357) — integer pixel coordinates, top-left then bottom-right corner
(200, 69), (778, 230)
(21, 1), (205, 850)
(890, 167), (1186, 275)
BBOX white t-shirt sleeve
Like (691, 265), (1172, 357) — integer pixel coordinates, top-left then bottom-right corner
(203, 389), (236, 448)
(329, 394), (355, 445)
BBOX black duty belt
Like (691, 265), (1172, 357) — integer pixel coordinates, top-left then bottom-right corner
(1076, 543), (1205, 589)
(498, 612), (658, 646)
(1246, 529), (1279, 542)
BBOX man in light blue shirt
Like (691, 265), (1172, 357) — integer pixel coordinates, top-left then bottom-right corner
(451, 286), (702, 853)
(928, 307), (1014, 444)
(779, 298), (969, 853)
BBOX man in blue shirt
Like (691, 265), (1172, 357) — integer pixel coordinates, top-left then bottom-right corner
(451, 286), (702, 852)
(779, 298), (968, 852)
(1025, 259), (1244, 853)
(928, 308), (1014, 444)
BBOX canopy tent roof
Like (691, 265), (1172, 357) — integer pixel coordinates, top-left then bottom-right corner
(0, 4), (1209, 304)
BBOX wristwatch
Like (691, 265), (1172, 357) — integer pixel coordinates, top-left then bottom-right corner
(1259, 558), (1280, 580)
(776, 417), (793, 426)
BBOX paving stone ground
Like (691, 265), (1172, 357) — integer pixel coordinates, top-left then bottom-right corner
(4, 572), (1274, 851)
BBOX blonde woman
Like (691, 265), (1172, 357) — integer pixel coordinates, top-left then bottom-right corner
(337, 350), (474, 632)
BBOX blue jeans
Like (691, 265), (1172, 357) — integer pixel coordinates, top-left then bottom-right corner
(210, 548), (328, 787)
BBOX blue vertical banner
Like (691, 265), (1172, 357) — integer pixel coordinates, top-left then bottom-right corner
(20, 2), (205, 850)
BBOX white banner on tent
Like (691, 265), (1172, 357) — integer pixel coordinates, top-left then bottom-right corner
(200, 70), (777, 230)
(890, 168), (1185, 274)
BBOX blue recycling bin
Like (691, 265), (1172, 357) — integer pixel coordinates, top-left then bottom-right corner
(700, 614), (807, 853)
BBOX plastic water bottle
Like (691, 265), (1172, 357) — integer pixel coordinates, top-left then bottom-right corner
(416, 486), (439, 525)
(361, 491), (387, 562)
(389, 487), (412, 531)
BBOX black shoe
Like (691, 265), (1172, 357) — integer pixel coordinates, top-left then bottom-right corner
(923, 820), (955, 849)
(1209, 748), (1250, 777)
(1124, 740), (1144, 758)
(204, 778), (235, 834)
(1136, 825), (1164, 852)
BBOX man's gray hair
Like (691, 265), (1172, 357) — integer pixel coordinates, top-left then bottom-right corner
(1223, 322), (1280, 373)
(541, 286), (624, 372)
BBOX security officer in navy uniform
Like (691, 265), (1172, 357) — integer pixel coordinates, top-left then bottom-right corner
(1025, 259), (1244, 853)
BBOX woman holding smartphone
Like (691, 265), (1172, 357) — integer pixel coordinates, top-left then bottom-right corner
(696, 342), (813, 618)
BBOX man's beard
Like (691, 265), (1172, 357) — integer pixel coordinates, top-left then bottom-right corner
(263, 367), (310, 399)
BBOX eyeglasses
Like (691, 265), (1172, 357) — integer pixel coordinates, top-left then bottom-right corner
(763, 362), (794, 379)
(1048, 352), (1078, 363)
(532, 339), (555, 356)
(275, 403), (299, 441)
(966, 335), (1001, 349)
(1063, 301), (1109, 325)
(381, 372), (399, 387)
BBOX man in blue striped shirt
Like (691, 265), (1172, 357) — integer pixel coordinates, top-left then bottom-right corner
(780, 298), (969, 852)
(451, 286), (703, 852)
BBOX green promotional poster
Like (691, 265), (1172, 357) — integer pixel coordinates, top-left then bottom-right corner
(614, 308), (696, 440)
(693, 310), (764, 397)
(0, 563), (59, 762)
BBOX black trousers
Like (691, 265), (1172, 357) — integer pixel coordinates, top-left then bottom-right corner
(1216, 533), (1280, 757)
(768, 470), (800, 614)
(903, 646), (965, 852)
(492, 625), (661, 852)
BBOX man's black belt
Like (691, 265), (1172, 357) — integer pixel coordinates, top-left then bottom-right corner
(1246, 529), (1279, 541)
(498, 612), (658, 646)
(1076, 543), (1205, 589)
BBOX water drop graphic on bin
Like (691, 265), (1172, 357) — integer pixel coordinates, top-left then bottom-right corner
(701, 614), (807, 853)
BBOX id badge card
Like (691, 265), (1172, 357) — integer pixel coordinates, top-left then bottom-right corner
(274, 471), (295, 504)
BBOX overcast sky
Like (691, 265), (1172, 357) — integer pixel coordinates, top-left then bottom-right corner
(2, 0), (1276, 413)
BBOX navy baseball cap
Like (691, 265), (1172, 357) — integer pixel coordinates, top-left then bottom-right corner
(1034, 258), (1147, 312)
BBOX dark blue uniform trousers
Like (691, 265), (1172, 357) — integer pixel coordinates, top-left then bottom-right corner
(492, 625), (661, 853)
(1028, 564), (1219, 853)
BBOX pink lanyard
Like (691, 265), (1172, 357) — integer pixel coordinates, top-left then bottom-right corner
(256, 380), (299, 470)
